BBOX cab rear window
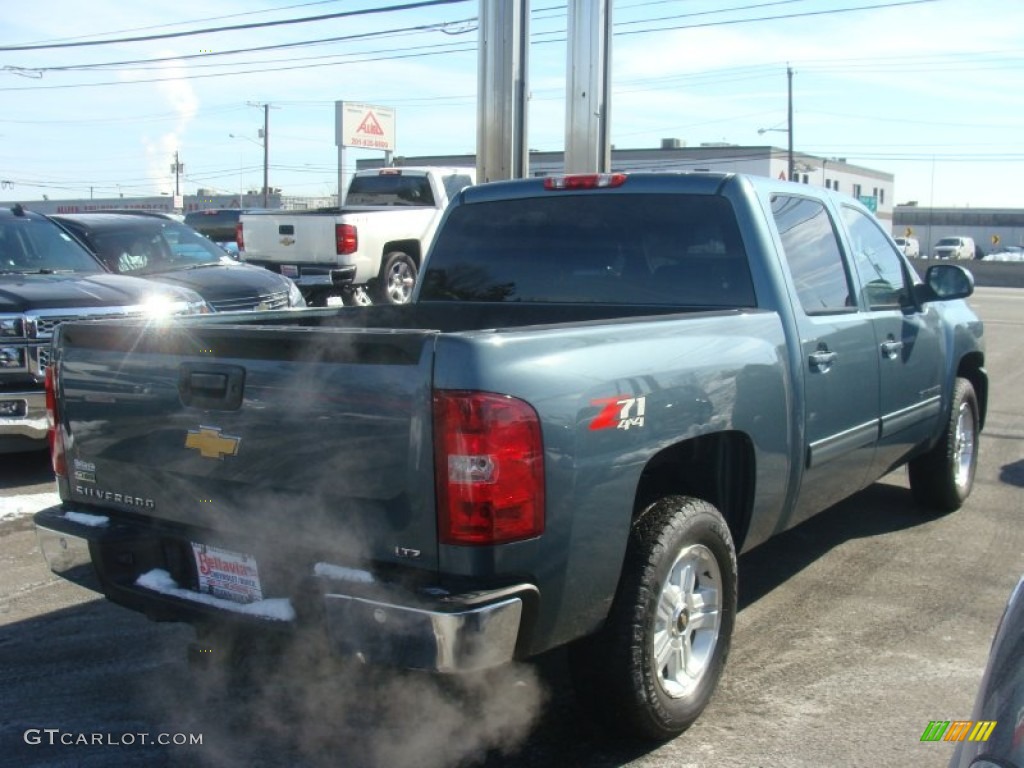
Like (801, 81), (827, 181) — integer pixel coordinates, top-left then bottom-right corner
(420, 194), (755, 307)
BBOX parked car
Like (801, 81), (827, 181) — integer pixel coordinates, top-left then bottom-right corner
(51, 213), (305, 312)
(894, 236), (920, 258)
(934, 236), (976, 260)
(983, 246), (1024, 262)
(238, 167), (476, 306)
(184, 208), (254, 250)
(949, 574), (1024, 768)
(0, 204), (210, 453)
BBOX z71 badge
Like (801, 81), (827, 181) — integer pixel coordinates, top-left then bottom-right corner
(590, 396), (647, 431)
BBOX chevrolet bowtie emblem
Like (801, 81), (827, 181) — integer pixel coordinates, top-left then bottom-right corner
(185, 426), (241, 460)
(280, 236), (295, 246)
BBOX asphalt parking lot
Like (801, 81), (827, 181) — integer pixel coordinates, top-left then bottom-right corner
(1, 286), (1021, 768)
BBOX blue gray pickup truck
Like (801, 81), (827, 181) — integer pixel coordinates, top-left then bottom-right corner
(35, 172), (986, 741)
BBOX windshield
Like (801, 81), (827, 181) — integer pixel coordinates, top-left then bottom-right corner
(936, 237), (961, 246)
(85, 220), (228, 275)
(0, 216), (104, 273)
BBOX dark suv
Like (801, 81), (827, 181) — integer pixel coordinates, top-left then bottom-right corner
(51, 213), (305, 312)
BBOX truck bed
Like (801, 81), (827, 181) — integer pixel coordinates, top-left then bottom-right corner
(51, 301), (785, 578)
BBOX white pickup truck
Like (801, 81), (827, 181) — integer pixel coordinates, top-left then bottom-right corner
(238, 166), (475, 305)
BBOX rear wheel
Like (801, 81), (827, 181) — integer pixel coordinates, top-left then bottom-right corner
(374, 251), (417, 304)
(908, 377), (979, 512)
(569, 495), (737, 741)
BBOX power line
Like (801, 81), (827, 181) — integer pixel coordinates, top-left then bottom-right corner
(0, 0), (470, 52)
(14, 0), (347, 46)
(0, 105), (249, 126)
(7, 19), (478, 74)
(0, 44), (477, 92)
(3, 0), (945, 82)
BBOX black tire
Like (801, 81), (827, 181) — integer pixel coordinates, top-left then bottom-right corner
(568, 496), (737, 741)
(374, 251), (417, 305)
(908, 377), (980, 512)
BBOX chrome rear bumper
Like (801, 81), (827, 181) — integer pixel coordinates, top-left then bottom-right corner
(34, 504), (532, 673)
(323, 591), (525, 673)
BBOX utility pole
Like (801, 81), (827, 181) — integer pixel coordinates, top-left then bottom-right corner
(247, 101), (273, 207)
(787, 64), (794, 183)
(171, 151), (183, 197)
(262, 103), (269, 208)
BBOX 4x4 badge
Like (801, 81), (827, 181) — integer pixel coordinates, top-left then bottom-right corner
(185, 426), (241, 460)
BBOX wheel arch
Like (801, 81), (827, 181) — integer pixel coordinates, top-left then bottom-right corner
(633, 431), (755, 553)
(957, 352), (987, 431)
(380, 239), (422, 270)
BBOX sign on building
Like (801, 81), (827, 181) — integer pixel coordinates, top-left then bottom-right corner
(335, 102), (395, 151)
(858, 195), (878, 213)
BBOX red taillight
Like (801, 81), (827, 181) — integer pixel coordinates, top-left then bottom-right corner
(45, 365), (66, 478)
(543, 173), (628, 190)
(235, 221), (244, 251)
(434, 391), (545, 546)
(336, 223), (358, 255)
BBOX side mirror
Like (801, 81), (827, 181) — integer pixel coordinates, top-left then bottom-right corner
(915, 264), (974, 303)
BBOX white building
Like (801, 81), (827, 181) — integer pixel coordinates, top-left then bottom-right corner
(358, 140), (896, 226)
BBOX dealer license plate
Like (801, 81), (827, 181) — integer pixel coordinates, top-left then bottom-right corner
(190, 542), (263, 604)
(280, 264), (298, 278)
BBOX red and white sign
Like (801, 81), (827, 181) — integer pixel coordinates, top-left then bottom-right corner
(191, 542), (263, 604)
(336, 101), (396, 151)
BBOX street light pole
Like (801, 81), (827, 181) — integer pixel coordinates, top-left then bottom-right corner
(757, 65), (795, 182)
(787, 64), (794, 183)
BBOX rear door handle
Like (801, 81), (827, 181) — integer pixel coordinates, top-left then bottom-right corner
(809, 349), (838, 372)
(881, 338), (904, 360)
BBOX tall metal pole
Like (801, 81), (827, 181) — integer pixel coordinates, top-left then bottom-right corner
(787, 65), (794, 183)
(262, 103), (270, 208)
(564, 0), (612, 174)
(477, 0), (529, 182)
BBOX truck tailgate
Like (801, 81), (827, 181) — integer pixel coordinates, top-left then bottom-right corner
(241, 213), (344, 262)
(54, 319), (440, 571)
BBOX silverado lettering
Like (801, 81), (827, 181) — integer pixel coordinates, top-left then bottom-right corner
(73, 487), (156, 509)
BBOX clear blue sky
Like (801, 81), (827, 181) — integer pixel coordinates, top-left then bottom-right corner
(1, 0), (1022, 207)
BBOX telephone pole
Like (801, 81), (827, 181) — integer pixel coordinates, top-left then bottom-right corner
(262, 103), (269, 207)
(171, 151), (183, 197)
(247, 101), (273, 207)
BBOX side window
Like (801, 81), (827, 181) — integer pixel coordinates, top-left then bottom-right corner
(841, 205), (910, 310)
(771, 194), (853, 314)
(442, 174), (474, 202)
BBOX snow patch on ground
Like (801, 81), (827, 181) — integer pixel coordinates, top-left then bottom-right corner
(0, 492), (60, 522)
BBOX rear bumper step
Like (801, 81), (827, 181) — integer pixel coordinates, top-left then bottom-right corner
(34, 505), (532, 673)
